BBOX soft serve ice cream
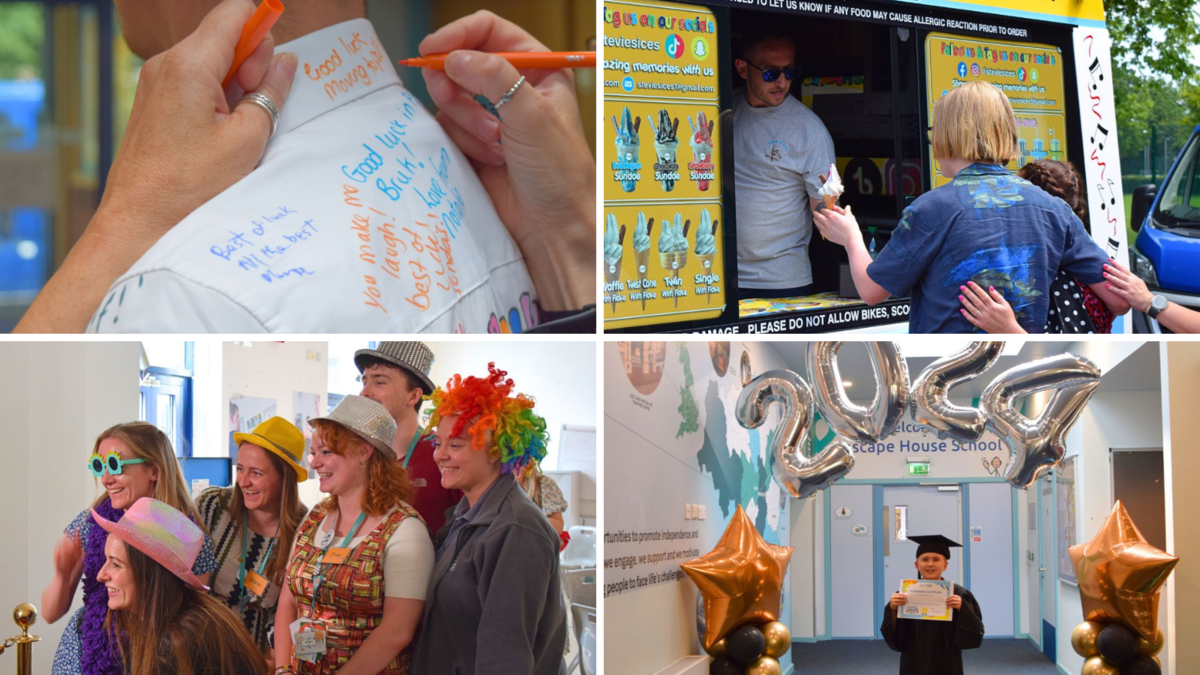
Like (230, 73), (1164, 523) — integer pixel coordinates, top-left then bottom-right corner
(818, 163), (844, 209)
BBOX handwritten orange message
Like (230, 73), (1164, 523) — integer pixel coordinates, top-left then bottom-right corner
(303, 31), (387, 103)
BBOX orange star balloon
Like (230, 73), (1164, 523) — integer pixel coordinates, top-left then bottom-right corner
(680, 504), (794, 649)
(1068, 500), (1178, 640)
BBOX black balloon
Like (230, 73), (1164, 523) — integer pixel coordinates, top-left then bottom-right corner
(1124, 656), (1162, 675)
(725, 624), (767, 665)
(710, 656), (743, 675)
(1096, 623), (1140, 666)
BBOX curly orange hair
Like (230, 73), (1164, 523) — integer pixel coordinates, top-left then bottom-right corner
(311, 420), (413, 516)
(426, 363), (549, 477)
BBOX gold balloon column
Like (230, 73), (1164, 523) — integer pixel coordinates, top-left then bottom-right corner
(681, 505), (795, 675)
(1067, 501), (1177, 675)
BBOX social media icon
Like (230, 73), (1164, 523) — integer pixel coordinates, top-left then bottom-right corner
(957, 62), (967, 78)
(1017, 67), (1027, 82)
(622, 76), (635, 92)
(692, 37), (710, 61)
(970, 63), (980, 77)
(665, 34), (683, 59)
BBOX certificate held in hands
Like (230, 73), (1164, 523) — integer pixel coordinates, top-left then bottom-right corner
(898, 579), (954, 621)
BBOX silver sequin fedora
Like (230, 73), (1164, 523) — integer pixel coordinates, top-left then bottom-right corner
(354, 341), (436, 395)
(309, 395), (397, 461)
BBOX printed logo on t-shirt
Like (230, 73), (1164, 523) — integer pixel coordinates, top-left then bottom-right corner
(765, 140), (788, 163)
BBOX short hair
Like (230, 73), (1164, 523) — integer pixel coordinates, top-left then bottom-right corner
(738, 33), (794, 63)
(931, 82), (1018, 165)
(360, 357), (425, 412)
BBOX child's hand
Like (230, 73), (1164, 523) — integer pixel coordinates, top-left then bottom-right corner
(890, 593), (908, 608)
(947, 595), (962, 610)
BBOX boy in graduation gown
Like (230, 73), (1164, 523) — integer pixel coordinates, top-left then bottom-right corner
(880, 535), (985, 675)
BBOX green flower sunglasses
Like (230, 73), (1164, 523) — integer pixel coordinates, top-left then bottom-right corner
(88, 452), (146, 477)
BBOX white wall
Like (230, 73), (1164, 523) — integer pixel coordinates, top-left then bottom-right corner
(604, 341), (793, 675)
(0, 342), (141, 675)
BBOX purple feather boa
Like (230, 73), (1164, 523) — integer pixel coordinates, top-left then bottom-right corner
(80, 498), (123, 675)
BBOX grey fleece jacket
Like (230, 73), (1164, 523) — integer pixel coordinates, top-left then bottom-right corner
(412, 472), (567, 675)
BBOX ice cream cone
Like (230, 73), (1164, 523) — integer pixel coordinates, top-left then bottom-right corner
(824, 194), (838, 210)
(654, 140), (679, 192)
(605, 258), (623, 314)
(672, 251), (688, 308)
(697, 253), (716, 304)
(635, 249), (651, 310)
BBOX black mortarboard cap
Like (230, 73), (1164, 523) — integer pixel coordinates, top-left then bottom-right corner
(908, 534), (962, 560)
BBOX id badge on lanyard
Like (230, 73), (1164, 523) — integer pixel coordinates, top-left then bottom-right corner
(290, 618), (327, 662)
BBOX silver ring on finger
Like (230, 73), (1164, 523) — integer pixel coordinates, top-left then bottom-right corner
(492, 75), (526, 111)
(240, 92), (280, 138)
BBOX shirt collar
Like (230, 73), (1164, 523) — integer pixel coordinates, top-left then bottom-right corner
(958, 162), (1010, 177)
(453, 472), (515, 523)
(272, 18), (400, 137)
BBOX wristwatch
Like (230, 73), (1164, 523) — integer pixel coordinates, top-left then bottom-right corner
(1146, 294), (1168, 319)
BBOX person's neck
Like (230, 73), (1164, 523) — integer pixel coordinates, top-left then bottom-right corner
(334, 487), (366, 532)
(744, 87), (773, 109)
(392, 412), (421, 461)
(464, 472), (503, 509)
(940, 158), (974, 180)
(269, 2), (367, 45)
(246, 504), (280, 537)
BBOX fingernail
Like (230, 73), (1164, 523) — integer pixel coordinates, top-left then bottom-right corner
(446, 51), (473, 73)
(959, 295), (965, 301)
(989, 286), (994, 292)
(1106, 284), (1111, 288)
(275, 52), (298, 79)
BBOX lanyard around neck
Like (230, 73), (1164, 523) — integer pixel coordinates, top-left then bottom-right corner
(309, 508), (367, 615)
(237, 514), (278, 612)
(402, 429), (422, 470)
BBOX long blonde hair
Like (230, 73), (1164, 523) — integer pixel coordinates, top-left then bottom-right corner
(90, 422), (203, 527)
(227, 450), (306, 585)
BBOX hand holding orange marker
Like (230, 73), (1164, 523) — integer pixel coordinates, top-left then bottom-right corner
(222, 0), (286, 88)
(398, 51), (596, 70)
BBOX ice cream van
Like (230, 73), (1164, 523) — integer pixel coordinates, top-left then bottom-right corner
(602, 0), (1126, 334)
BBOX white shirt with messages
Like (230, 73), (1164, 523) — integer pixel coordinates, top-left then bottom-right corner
(88, 19), (538, 333)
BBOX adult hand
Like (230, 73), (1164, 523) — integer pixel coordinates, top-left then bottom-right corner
(947, 595), (963, 610)
(419, 11), (595, 311)
(15, 0), (297, 333)
(52, 533), (84, 576)
(890, 593), (909, 608)
(812, 205), (861, 248)
(1103, 259), (1153, 313)
(959, 281), (1025, 334)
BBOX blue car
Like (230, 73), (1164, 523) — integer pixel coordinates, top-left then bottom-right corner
(1129, 124), (1200, 333)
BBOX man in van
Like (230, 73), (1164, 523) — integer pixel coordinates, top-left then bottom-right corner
(733, 33), (836, 301)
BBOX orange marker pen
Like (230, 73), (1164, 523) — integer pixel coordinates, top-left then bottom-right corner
(222, 0), (285, 88)
(398, 51), (596, 70)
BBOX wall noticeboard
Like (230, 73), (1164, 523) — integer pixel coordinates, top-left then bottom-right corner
(604, 0), (725, 329)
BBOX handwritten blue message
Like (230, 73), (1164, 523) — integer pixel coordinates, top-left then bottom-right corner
(208, 205), (319, 283)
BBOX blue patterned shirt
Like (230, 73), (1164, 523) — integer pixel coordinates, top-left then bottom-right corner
(866, 163), (1109, 333)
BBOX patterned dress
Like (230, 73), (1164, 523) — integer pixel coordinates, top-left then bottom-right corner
(52, 504), (217, 675)
(286, 501), (422, 675)
(196, 486), (283, 651)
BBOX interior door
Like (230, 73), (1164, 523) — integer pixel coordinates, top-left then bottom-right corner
(1026, 485), (1041, 648)
(880, 485), (962, 635)
(1038, 474), (1057, 661)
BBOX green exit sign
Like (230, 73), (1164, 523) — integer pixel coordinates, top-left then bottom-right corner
(907, 462), (930, 476)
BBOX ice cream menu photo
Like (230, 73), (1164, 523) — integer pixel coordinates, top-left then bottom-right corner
(603, 0), (725, 329)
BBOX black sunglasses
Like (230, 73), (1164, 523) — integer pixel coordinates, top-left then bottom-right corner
(745, 61), (796, 83)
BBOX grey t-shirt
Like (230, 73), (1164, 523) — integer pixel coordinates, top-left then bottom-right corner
(732, 91), (836, 289)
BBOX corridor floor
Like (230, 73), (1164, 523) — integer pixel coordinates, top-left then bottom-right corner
(790, 638), (1059, 674)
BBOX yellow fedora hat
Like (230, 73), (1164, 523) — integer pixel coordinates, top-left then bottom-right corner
(233, 416), (308, 481)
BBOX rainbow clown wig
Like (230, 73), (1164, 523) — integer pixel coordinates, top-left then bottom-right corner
(426, 363), (549, 476)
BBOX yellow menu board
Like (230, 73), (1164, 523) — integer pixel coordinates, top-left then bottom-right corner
(605, 0), (724, 330)
(925, 33), (1066, 188)
(604, 204), (724, 320)
(604, 99), (721, 202)
(602, 0), (719, 101)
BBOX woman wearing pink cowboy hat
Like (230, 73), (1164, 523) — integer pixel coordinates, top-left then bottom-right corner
(94, 497), (267, 675)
